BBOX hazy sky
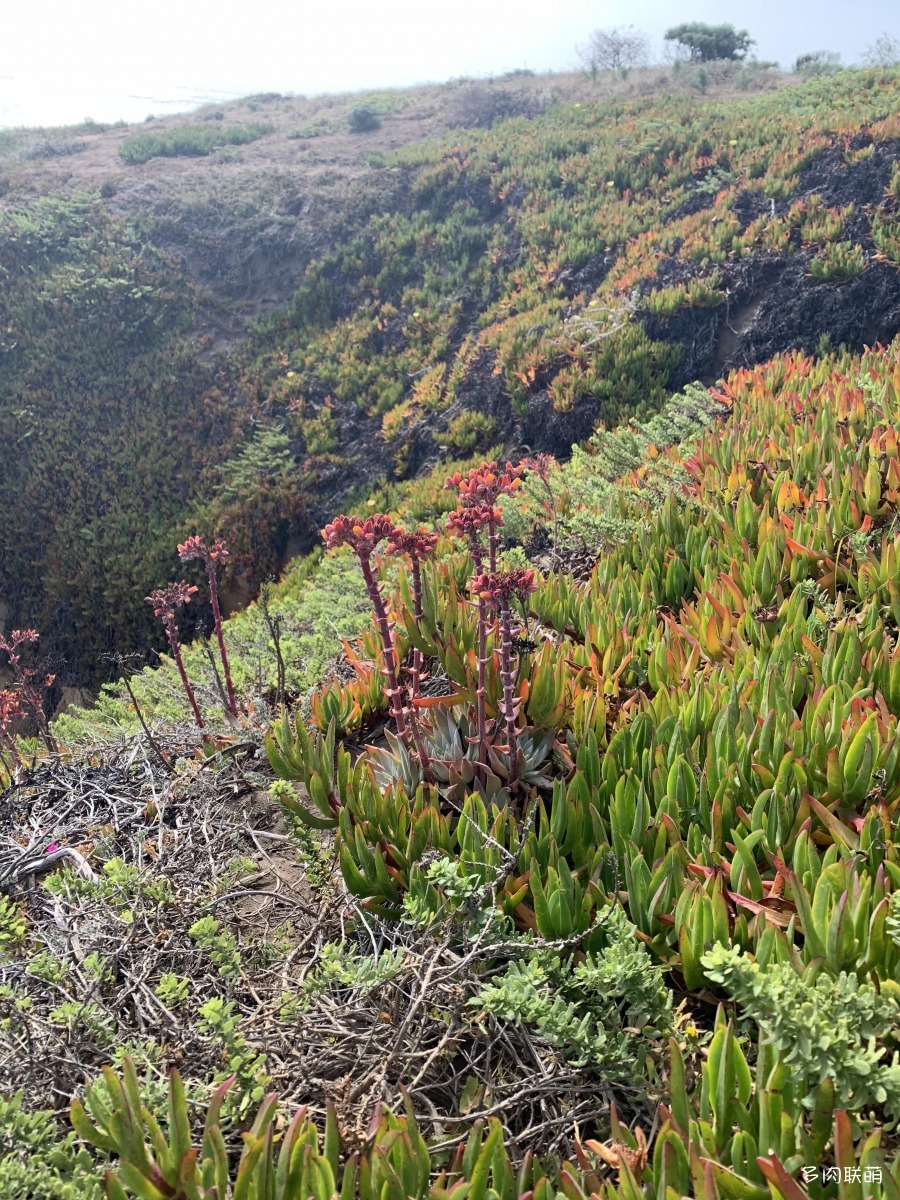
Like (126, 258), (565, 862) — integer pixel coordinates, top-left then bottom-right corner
(2, 0), (898, 127)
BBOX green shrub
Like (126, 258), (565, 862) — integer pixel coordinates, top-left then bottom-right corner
(288, 120), (327, 139)
(475, 908), (672, 1070)
(0, 1092), (103, 1200)
(118, 122), (272, 164)
(189, 915), (241, 978)
(702, 944), (900, 1119)
(794, 50), (842, 76)
(0, 896), (27, 952)
(347, 104), (381, 133)
(197, 997), (270, 1120)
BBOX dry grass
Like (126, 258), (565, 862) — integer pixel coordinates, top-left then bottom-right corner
(0, 739), (648, 1158)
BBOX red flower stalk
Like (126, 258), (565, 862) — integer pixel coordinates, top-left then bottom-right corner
(446, 505), (498, 572)
(146, 582), (205, 730)
(445, 462), (522, 571)
(449, 527), (491, 765)
(385, 526), (439, 699)
(384, 527), (439, 564)
(322, 515), (407, 738)
(0, 628), (56, 752)
(385, 526), (440, 779)
(471, 570), (537, 789)
(444, 466), (522, 766)
(445, 461), (523, 509)
(522, 453), (560, 553)
(0, 689), (23, 770)
(178, 535), (237, 718)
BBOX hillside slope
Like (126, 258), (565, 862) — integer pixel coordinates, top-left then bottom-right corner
(7, 338), (900, 1198)
(0, 69), (898, 690)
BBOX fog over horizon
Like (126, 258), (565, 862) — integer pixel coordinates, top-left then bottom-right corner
(2, 0), (898, 129)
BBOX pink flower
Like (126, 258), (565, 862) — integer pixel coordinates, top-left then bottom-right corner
(446, 506), (497, 538)
(444, 461), (522, 507)
(521, 453), (557, 483)
(470, 569), (537, 608)
(178, 535), (230, 565)
(321, 514), (398, 557)
(385, 527), (439, 561)
(145, 581), (198, 623)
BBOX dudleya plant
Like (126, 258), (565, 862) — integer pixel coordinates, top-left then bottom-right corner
(470, 568), (537, 788)
(322, 514), (409, 738)
(145, 581), (204, 729)
(178, 535), (237, 718)
(0, 627), (56, 754)
(445, 462), (524, 767)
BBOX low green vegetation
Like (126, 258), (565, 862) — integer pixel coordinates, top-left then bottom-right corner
(118, 121), (273, 163)
(287, 118), (330, 139)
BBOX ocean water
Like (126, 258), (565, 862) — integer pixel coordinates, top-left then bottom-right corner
(0, 74), (246, 130)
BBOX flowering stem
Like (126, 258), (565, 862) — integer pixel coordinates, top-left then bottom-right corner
(359, 556), (408, 739)
(410, 558), (424, 704)
(407, 560), (432, 779)
(488, 518), (499, 574)
(395, 547), (436, 779)
(475, 596), (489, 768)
(468, 531), (484, 573)
(165, 621), (205, 730)
(498, 596), (519, 789)
(201, 641), (232, 719)
(2, 647), (55, 752)
(206, 559), (237, 717)
(121, 672), (172, 773)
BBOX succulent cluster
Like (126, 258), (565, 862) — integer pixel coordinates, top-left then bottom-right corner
(260, 71), (899, 468)
(74, 1055), (580, 1200)
(262, 338), (900, 1196)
